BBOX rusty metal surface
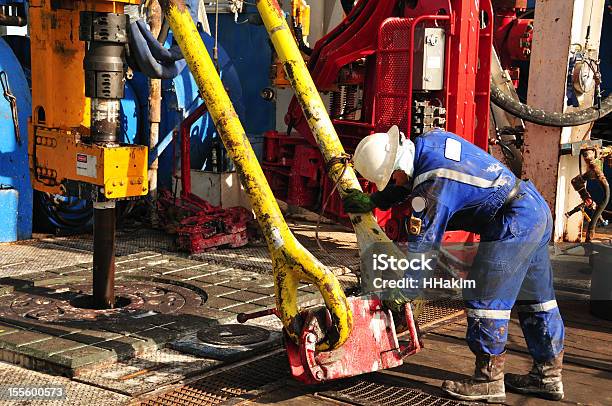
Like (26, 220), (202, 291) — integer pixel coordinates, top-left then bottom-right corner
(196, 324), (270, 346)
(74, 349), (220, 396)
(0, 281), (203, 323)
(137, 352), (290, 406)
(170, 327), (280, 362)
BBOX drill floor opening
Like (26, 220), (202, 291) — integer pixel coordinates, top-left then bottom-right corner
(69, 295), (132, 310)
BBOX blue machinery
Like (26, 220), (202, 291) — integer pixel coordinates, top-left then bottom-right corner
(0, 36), (31, 241)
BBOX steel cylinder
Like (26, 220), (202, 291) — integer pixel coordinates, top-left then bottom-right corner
(91, 99), (121, 143)
(80, 11), (129, 143)
(92, 204), (117, 308)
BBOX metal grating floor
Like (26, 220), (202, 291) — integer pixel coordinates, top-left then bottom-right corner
(137, 351), (290, 406)
(0, 361), (130, 406)
(417, 299), (464, 330)
(36, 228), (177, 257)
(317, 378), (466, 406)
(137, 350), (466, 406)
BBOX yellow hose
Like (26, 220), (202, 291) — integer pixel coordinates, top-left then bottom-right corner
(256, 0), (424, 318)
(160, 0), (352, 350)
(255, 0), (411, 268)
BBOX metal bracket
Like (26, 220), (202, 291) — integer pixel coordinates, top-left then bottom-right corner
(560, 139), (602, 156)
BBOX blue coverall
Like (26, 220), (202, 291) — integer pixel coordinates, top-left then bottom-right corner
(405, 130), (564, 362)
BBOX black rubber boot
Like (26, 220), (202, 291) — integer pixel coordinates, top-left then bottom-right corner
(505, 351), (564, 401)
(441, 352), (506, 403)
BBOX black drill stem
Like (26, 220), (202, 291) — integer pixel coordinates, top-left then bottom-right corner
(93, 206), (116, 308)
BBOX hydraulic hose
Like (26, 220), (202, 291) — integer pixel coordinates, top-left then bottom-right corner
(583, 150), (611, 242)
(293, 24), (313, 55)
(136, 19), (183, 62)
(490, 80), (612, 127)
(128, 21), (186, 79)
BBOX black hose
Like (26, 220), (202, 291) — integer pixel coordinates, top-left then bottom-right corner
(583, 150), (610, 241)
(293, 25), (313, 56)
(490, 80), (612, 127)
(136, 20), (183, 62)
(128, 21), (186, 79)
(308, 0), (367, 67)
(589, 180), (610, 239)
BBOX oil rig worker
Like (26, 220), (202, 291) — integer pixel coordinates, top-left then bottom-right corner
(342, 126), (565, 403)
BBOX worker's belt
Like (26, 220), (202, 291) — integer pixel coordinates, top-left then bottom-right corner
(502, 178), (523, 209)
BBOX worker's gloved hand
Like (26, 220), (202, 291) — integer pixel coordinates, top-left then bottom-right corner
(370, 185), (412, 211)
(342, 189), (376, 213)
(383, 289), (413, 334)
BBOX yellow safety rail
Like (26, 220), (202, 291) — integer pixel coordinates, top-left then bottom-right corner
(159, 0), (352, 350)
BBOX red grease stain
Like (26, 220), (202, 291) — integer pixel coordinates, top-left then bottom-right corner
(269, 0), (284, 17)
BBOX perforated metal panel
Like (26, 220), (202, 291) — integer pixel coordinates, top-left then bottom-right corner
(375, 18), (414, 133)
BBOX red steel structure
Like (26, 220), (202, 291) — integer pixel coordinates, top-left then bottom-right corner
(156, 104), (252, 254)
(263, 0), (494, 242)
(492, 0), (534, 87)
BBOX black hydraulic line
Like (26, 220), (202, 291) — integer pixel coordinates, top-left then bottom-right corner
(341, 0), (355, 15)
(128, 21), (186, 79)
(490, 80), (612, 127)
(136, 19), (183, 62)
(293, 24), (313, 56)
(307, 0), (368, 67)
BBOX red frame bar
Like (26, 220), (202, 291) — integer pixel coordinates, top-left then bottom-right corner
(179, 103), (208, 196)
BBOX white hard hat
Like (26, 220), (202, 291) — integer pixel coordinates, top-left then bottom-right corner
(353, 126), (400, 191)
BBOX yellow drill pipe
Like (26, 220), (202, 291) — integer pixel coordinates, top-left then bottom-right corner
(256, 0), (409, 263)
(159, 0), (352, 350)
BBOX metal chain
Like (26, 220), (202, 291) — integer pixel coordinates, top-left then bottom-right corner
(0, 71), (21, 145)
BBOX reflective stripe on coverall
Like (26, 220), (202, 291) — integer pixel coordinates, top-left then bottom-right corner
(404, 130), (564, 362)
